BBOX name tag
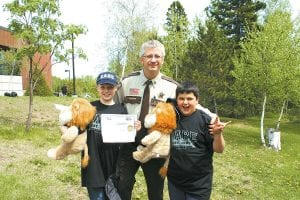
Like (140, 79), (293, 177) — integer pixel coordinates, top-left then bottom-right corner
(124, 96), (141, 104)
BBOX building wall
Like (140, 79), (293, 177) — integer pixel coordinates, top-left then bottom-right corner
(0, 26), (22, 49)
(0, 26), (52, 92)
(0, 75), (23, 96)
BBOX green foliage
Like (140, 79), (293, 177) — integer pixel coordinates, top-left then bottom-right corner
(165, 1), (189, 33)
(52, 75), (98, 98)
(262, 0), (291, 20)
(4, 0), (87, 130)
(76, 75), (98, 97)
(0, 49), (22, 75)
(104, 0), (160, 78)
(232, 10), (300, 114)
(109, 30), (159, 78)
(24, 70), (53, 96)
(207, 0), (266, 45)
(52, 76), (63, 93)
(181, 19), (235, 116)
(163, 1), (189, 80)
(33, 80), (53, 96)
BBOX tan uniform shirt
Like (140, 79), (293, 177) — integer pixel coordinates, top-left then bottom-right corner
(117, 70), (178, 118)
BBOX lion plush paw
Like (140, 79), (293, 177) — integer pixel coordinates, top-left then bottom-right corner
(47, 148), (57, 159)
(137, 145), (145, 151)
(132, 149), (147, 163)
(133, 150), (155, 163)
(132, 151), (141, 162)
(61, 126), (78, 143)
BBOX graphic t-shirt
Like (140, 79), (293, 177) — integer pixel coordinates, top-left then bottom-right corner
(167, 109), (213, 199)
(81, 101), (127, 187)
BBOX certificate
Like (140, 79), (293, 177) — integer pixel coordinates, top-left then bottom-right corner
(101, 114), (137, 143)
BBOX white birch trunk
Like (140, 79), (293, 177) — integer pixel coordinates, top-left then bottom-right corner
(276, 100), (286, 130)
(121, 45), (128, 79)
(260, 94), (267, 146)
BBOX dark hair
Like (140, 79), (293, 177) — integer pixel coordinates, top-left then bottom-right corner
(176, 81), (199, 99)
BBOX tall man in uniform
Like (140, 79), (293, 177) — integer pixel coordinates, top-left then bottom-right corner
(116, 40), (215, 200)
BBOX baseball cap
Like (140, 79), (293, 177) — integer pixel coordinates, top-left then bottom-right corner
(96, 72), (118, 85)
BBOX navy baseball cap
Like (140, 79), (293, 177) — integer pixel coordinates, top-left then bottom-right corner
(96, 72), (118, 85)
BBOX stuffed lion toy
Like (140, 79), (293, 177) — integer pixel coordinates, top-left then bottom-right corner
(47, 98), (96, 168)
(132, 102), (177, 166)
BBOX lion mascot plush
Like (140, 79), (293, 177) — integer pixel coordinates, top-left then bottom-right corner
(132, 102), (177, 168)
(47, 98), (96, 168)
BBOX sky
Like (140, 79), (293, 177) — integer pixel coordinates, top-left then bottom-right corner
(1, 0), (300, 79)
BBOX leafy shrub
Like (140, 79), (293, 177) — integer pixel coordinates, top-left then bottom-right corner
(52, 75), (98, 97)
(25, 73), (52, 96)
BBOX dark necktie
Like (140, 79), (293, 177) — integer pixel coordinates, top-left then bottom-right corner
(136, 80), (152, 143)
(139, 80), (152, 124)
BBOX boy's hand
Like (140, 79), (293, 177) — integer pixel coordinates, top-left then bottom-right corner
(209, 116), (231, 135)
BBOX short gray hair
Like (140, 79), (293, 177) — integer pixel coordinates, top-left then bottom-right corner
(139, 40), (165, 58)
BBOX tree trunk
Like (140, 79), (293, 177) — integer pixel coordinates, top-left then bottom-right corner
(276, 100), (286, 131)
(260, 93), (267, 146)
(213, 95), (218, 115)
(121, 45), (128, 79)
(25, 58), (34, 132)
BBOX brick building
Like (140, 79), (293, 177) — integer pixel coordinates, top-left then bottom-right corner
(0, 26), (52, 95)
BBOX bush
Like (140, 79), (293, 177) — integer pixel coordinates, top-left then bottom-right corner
(52, 75), (98, 98)
(25, 74), (52, 96)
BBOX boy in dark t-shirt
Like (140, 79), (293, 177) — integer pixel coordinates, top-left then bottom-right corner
(81, 72), (141, 200)
(167, 81), (228, 200)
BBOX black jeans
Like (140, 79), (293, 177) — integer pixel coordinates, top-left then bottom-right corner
(116, 143), (165, 200)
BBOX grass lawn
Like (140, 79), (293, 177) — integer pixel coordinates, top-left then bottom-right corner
(0, 96), (299, 199)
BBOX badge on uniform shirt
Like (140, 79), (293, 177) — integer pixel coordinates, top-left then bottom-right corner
(150, 96), (164, 107)
(129, 88), (140, 95)
(158, 92), (165, 99)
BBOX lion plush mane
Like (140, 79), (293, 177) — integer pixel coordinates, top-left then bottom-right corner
(47, 98), (96, 168)
(132, 102), (176, 173)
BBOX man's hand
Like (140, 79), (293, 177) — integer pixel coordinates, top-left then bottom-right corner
(134, 120), (142, 132)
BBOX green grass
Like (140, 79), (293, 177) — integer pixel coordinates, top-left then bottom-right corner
(0, 96), (299, 199)
(211, 118), (300, 200)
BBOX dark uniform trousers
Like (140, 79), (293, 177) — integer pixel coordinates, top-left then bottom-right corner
(116, 131), (165, 200)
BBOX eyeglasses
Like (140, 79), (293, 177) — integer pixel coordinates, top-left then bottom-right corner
(142, 54), (163, 59)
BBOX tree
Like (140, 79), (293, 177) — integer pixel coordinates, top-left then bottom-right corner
(206, 0), (266, 45)
(108, 29), (158, 76)
(232, 10), (300, 145)
(103, 0), (160, 78)
(0, 49), (22, 75)
(182, 19), (232, 114)
(4, 0), (86, 131)
(24, 68), (52, 96)
(163, 1), (189, 80)
(260, 0), (291, 19)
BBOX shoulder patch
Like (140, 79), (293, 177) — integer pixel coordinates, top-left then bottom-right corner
(161, 75), (179, 85)
(122, 71), (140, 80)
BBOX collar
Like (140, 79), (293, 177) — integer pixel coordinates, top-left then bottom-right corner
(140, 70), (162, 86)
